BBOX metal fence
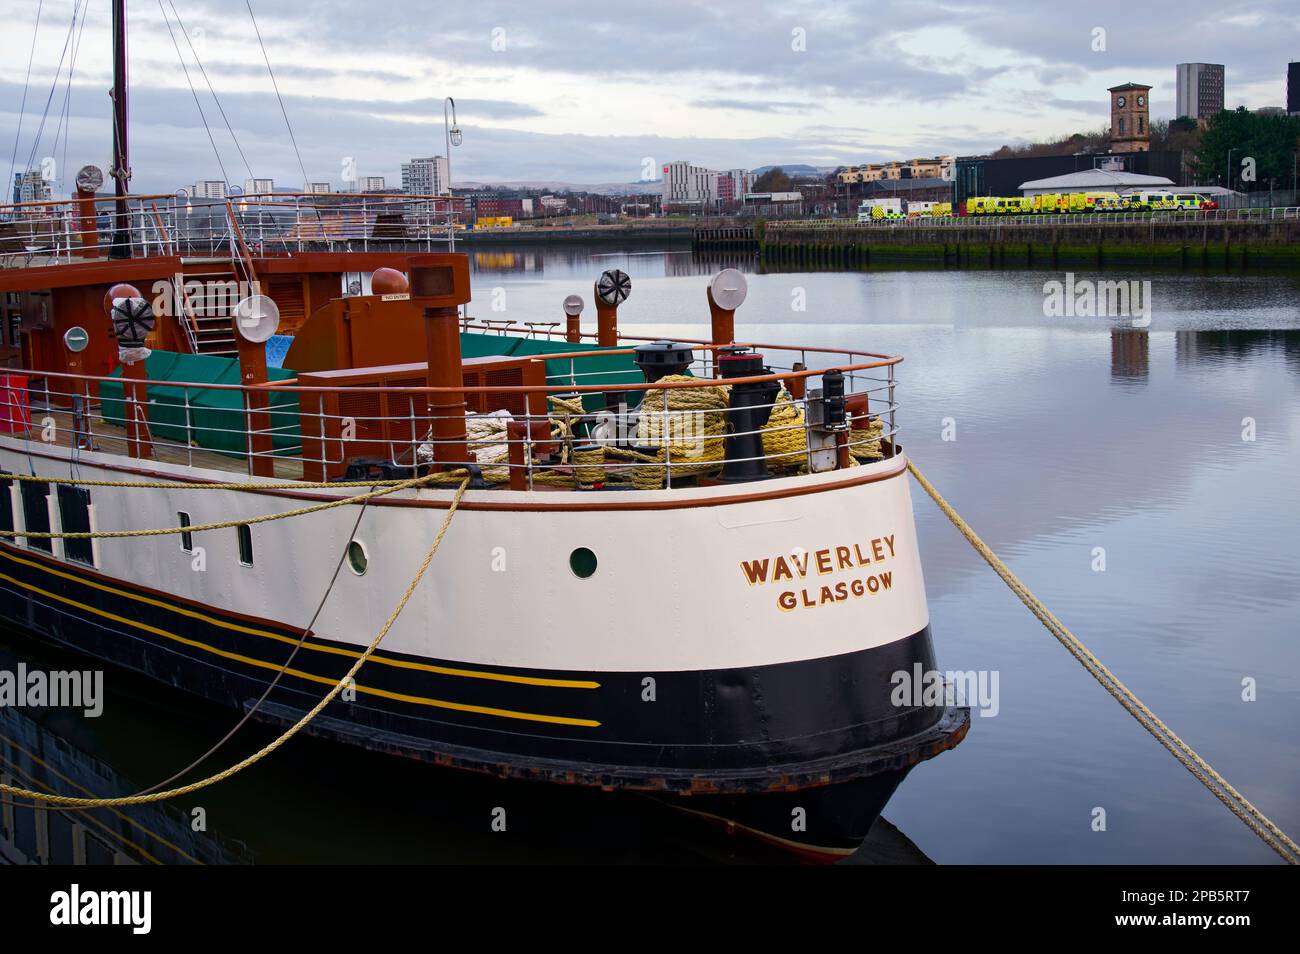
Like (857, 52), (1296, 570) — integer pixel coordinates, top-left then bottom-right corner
(766, 207), (1300, 231)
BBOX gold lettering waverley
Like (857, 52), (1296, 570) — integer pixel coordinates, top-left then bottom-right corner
(738, 536), (900, 612)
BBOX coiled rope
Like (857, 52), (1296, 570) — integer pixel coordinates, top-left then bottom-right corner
(635, 373), (729, 483)
(0, 476), (470, 807)
(907, 459), (1300, 865)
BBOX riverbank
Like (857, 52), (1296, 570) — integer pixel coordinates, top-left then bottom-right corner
(751, 216), (1300, 269)
(461, 223), (693, 245)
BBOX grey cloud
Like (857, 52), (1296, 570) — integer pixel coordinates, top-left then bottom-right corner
(3, 0), (1294, 185)
(688, 99), (810, 114)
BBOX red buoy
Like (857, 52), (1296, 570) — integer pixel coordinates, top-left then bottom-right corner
(103, 283), (141, 314)
(371, 268), (409, 296)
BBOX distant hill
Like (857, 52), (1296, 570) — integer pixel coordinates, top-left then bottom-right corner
(750, 164), (824, 178)
(455, 179), (663, 196)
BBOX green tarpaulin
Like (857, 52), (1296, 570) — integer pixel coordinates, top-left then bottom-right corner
(100, 351), (301, 459)
(459, 332), (652, 411)
(97, 337), (649, 459)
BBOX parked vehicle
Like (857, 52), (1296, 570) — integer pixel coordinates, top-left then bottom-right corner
(1127, 191), (1178, 211)
(857, 198), (904, 222)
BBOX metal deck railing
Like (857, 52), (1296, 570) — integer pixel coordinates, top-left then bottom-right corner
(0, 335), (902, 491)
(0, 191), (464, 268)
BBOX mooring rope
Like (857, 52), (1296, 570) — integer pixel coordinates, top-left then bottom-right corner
(907, 459), (1300, 865)
(2, 474), (417, 489)
(0, 476), (470, 808)
(4, 481), (381, 815)
(0, 471), (442, 540)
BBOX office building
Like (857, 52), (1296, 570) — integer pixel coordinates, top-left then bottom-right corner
(1176, 63), (1225, 120)
(716, 169), (752, 206)
(191, 180), (228, 199)
(13, 171), (53, 204)
(401, 157), (450, 196)
(661, 161), (719, 210)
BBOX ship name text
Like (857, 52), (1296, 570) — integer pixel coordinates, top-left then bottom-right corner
(739, 535), (900, 611)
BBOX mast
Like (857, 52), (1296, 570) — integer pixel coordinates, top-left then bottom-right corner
(108, 0), (130, 258)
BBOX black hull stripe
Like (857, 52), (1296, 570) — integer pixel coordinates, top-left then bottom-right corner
(0, 542), (953, 776)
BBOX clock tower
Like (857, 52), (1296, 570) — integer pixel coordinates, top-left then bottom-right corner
(1109, 83), (1152, 153)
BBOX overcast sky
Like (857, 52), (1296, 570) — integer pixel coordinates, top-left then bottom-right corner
(1, 0), (1295, 193)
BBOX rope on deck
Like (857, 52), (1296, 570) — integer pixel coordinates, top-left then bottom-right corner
(0, 476), (471, 808)
(907, 459), (1299, 865)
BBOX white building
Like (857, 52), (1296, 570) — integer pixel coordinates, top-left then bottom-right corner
(191, 180), (228, 199)
(359, 176), (387, 192)
(662, 161), (719, 210)
(401, 157), (450, 196)
(1018, 169), (1175, 196)
(716, 169), (752, 206)
(307, 182), (332, 194)
(1176, 63), (1225, 121)
(13, 171), (54, 204)
(243, 178), (274, 196)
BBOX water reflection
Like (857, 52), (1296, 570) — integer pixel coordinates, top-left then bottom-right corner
(471, 251), (546, 274)
(1110, 329), (1150, 383)
(1176, 329), (1300, 372)
(0, 643), (252, 865)
(3, 247), (1298, 864)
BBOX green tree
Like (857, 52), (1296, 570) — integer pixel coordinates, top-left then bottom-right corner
(753, 168), (793, 193)
(1192, 107), (1300, 190)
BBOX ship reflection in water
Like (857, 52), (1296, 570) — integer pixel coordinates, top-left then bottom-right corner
(0, 643), (252, 865)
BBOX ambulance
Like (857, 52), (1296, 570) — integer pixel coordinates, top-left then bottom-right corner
(1127, 191), (1178, 211)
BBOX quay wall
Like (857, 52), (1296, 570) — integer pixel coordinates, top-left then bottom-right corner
(695, 218), (1300, 269)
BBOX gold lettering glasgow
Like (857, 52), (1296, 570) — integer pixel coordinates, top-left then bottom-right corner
(739, 535), (899, 611)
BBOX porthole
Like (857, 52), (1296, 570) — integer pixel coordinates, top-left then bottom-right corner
(347, 540), (369, 576)
(178, 511), (193, 552)
(237, 524), (254, 566)
(569, 547), (597, 579)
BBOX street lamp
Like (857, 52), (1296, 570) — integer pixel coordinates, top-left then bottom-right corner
(443, 96), (462, 249)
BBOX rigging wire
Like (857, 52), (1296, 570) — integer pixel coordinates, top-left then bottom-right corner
(51, 0), (91, 196)
(18, 2), (79, 184)
(245, 0), (310, 191)
(157, 0), (230, 188)
(6, 0), (44, 206)
(166, 0), (255, 186)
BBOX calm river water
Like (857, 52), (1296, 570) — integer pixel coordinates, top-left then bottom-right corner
(3, 247), (1297, 864)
